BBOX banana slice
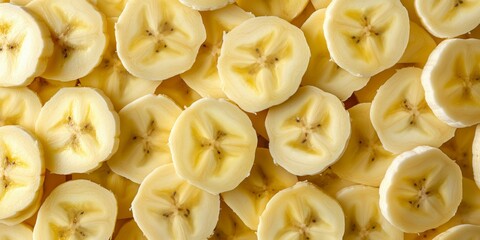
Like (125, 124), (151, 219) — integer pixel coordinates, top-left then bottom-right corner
(0, 187), (42, 226)
(10, 0), (32, 5)
(421, 38), (480, 128)
(88, 0), (128, 17)
(0, 3), (53, 87)
(257, 181), (345, 240)
(323, 0), (410, 77)
(433, 224), (480, 240)
(379, 146), (463, 233)
(210, 202), (257, 240)
(28, 78), (76, 104)
(35, 87), (120, 174)
(301, 9), (369, 101)
(221, 148), (298, 230)
(310, 0), (330, 9)
(472, 124), (480, 188)
(33, 179), (117, 240)
(181, 4), (253, 98)
(399, 21), (437, 67)
(116, 0), (206, 81)
(26, 0), (107, 81)
(114, 219), (146, 240)
(371, 67), (455, 154)
(0, 223), (32, 239)
(155, 75), (202, 109)
(336, 185), (403, 240)
(441, 126), (475, 179)
(107, 94), (182, 183)
(298, 167), (356, 197)
(236, 0), (309, 22)
(217, 16), (310, 113)
(266, 86), (351, 176)
(0, 87), (41, 132)
(179, 0), (234, 11)
(132, 163), (220, 240)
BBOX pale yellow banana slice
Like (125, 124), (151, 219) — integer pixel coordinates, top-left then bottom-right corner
(9, 0), (31, 5)
(221, 148), (298, 230)
(0, 87), (41, 132)
(217, 16), (310, 113)
(131, 163), (220, 240)
(88, 0), (128, 17)
(266, 86), (351, 176)
(114, 219), (146, 240)
(35, 87), (120, 174)
(0, 187), (42, 226)
(107, 94), (182, 183)
(236, 0), (309, 22)
(432, 224), (480, 240)
(26, 0), (107, 81)
(28, 78), (76, 104)
(155, 75), (202, 109)
(298, 167), (356, 197)
(371, 67), (455, 154)
(180, 0), (234, 11)
(399, 21), (438, 67)
(0, 223), (32, 240)
(421, 38), (480, 128)
(379, 146), (463, 233)
(441, 126), (475, 179)
(310, 0), (330, 9)
(209, 202), (257, 240)
(116, 0), (206, 81)
(324, 0), (410, 77)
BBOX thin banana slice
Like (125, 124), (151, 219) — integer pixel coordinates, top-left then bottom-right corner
(116, 0), (206, 81)
(399, 21), (437, 67)
(28, 78), (76, 104)
(0, 3), (53, 86)
(324, 0), (410, 77)
(266, 86), (351, 176)
(221, 148), (298, 230)
(0, 223), (32, 240)
(236, 0), (309, 22)
(379, 146), (463, 233)
(421, 38), (480, 128)
(108, 94), (182, 183)
(132, 163), (220, 240)
(181, 4), (253, 98)
(180, 0), (234, 11)
(26, 0), (107, 81)
(441, 126), (475, 179)
(336, 185), (403, 240)
(257, 181), (345, 240)
(433, 224), (480, 240)
(33, 180), (117, 240)
(298, 167), (356, 197)
(0, 87), (41, 132)
(35, 87), (120, 174)
(88, 0), (128, 17)
(210, 202), (257, 240)
(114, 219), (146, 240)
(371, 67), (455, 154)
(217, 16), (310, 113)
(155, 75), (202, 109)
(310, 0), (330, 9)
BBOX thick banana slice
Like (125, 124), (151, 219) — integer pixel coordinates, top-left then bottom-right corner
(222, 148), (298, 230)
(180, 0), (234, 11)
(116, 0), (206, 81)
(26, 0), (107, 81)
(371, 67), (455, 154)
(379, 146), (463, 233)
(114, 219), (146, 240)
(28, 78), (76, 104)
(266, 86), (351, 176)
(336, 185), (403, 240)
(324, 0), (410, 77)
(108, 94), (182, 183)
(210, 202), (257, 240)
(88, 0), (128, 17)
(422, 38), (480, 128)
(441, 126), (475, 179)
(155, 75), (202, 109)
(433, 224), (480, 240)
(181, 5), (253, 98)
(132, 164), (220, 240)
(236, 0), (309, 22)
(0, 87), (41, 132)
(35, 87), (120, 174)
(0, 3), (53, 87)
(399, 21), (437, 67)
(257, 181), (345, 240)
(0, 223), (32, 239)
(33, 180), (117, 240)
(298, 167), (356, 197)
(169, 98), (257, 194)
(217, 16), (310, 113)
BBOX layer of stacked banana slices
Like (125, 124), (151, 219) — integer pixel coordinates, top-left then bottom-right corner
(0, 0), (479, 239)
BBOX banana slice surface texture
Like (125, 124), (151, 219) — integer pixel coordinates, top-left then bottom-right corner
(0, 223), (33, 240)
(0, 87), (42, 132)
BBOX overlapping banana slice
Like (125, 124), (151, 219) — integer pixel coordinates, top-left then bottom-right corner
(379, 146), (463, 233)
(33, 180), (117, 240)
(179, 0), (234, 11)
(323, 0), (410, 77)
(155, 75), (202, 109)
(222, 148), (298, 230)
(116, 0), (206, 81)
(131, 164), (220, 240)
(181, 5), (253, 98)
(26, 0), (107, 81)
(236, 0), (309, 22)
(0, 3), (53, 86)
(422, 38), (480, 128)
(298, 167), (356, 197)
(0, 223), (33, 239)
(35, 87), (120, 174)
(257, 181), (345, 239)
(217, 16), (310, 113)
(399, 21), (437, 67)
(441, 126), (475, 179)
(0, 87), (41, 132)
(114, 219), (146, 240)
(209, 202), (257, 240)
(1, 187), (42, 226)
(266, 86), (351, 175)
(108, 94), (182, 183)
(433, 224), (480, 240)
(87, 0), (128, 17)
(371, 67), (455, 154)
(28, 78), (76, 104)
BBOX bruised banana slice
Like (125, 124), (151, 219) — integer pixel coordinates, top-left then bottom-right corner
(28, 78), (76, 104)
(0, 223), (32, 239)
(0, 87), (41, 132)
(155, 75), (202, 109)
(441, 126), (475, 179)
(433, 224), (480, 240)
(179, 0), (234, 11)
(236, 0), (309, 22)
(209, 202), (257, 240)
(114, 219), (146, 240)
(399, 21), (437, 67)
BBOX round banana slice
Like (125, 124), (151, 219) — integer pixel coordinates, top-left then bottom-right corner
(179, 0), (234, 11)
(87, 0), (128, 17)
(28, 78), (76, 104)
(210, 202), (257, 240)
(371, 67), (455, 154)
(132, 164), (220, 240)
(116, 0), (206, 81)
(441, 126), (475, 179)
(0, 87), (42, 132)
(33, 180), (117, 240)
(301, 9), (369, 101)
(114, 219), (146, 240)
(323, 0), (410, 77)
(222, 148), (298, 230)
(399, 21), (437, 67)
(35, 87), (120, 174)
(108, 94), (182, 183)
(266, 86), (351, 176)
(217, 16), (310, 113)
(433, 224), (480, 240)
(336, 185), (403, 240)
(236, 0), (309, 22)
(169, 98), (257, 194)
(0, 223), (32, 240)
(155, 75), (202, 109)
(26, 0), (107, 81)
(0, 3), (53, 87)
(422, 38), (480, 128)
(379, 146), (463, 233)
(257, 181), (345, 240)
